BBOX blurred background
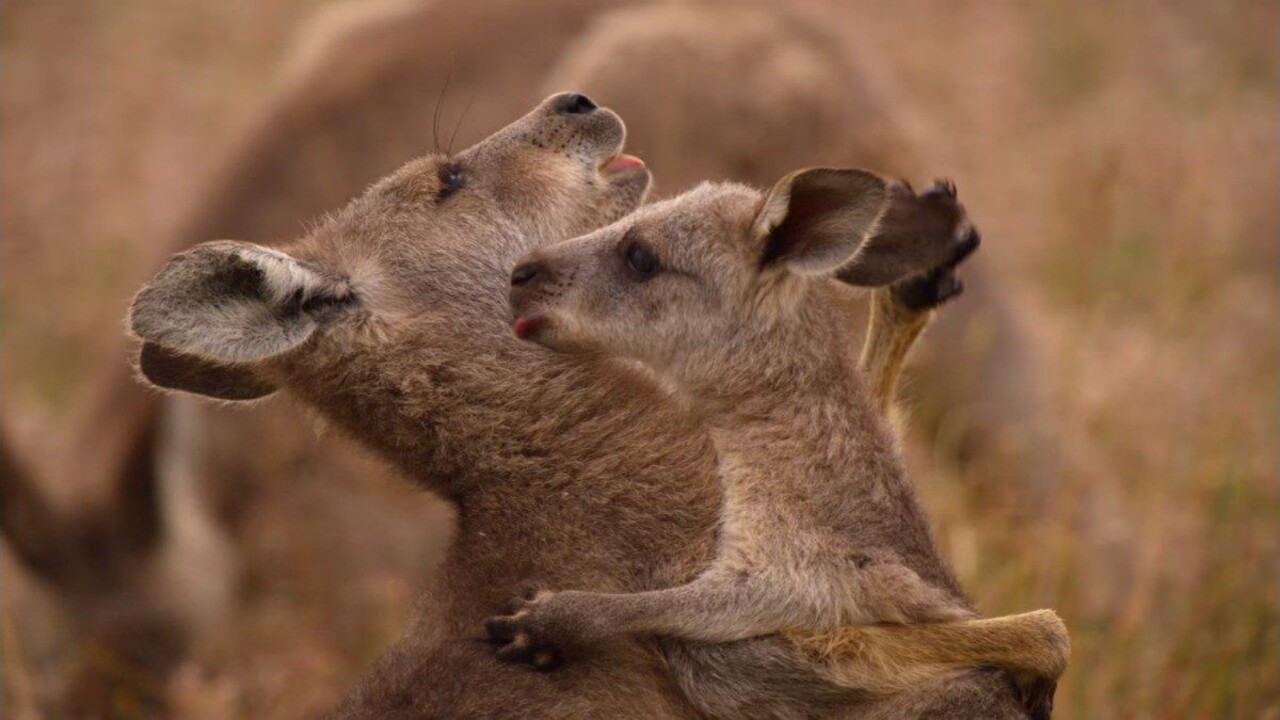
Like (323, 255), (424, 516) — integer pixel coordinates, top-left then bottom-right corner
(1, 0), (1276, 718)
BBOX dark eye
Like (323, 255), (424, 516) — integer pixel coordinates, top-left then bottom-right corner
(625, 238), (660, 277)
(437, 163), (464, 201)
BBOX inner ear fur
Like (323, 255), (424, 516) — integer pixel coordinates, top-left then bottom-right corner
(755, 168), (889, 275)
(129, 240), (353, 364)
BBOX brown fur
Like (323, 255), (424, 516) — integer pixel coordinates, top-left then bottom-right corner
(495, 171), (1064, 717)
(127, 98), (1040, 717)
(861, 289), (932, 419)
(133, 93), (704, 718)
(8, 0), (1046, 716)
(790, 610), (1069, 701)
(3, 2), (622, 713)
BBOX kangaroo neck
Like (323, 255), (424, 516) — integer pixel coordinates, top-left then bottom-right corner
(705, 349), (878, 481)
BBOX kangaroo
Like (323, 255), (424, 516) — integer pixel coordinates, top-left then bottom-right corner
(6, 2), (1057, 714)
(493, 170), (1068, 718)
(126, 93), (1042, 717)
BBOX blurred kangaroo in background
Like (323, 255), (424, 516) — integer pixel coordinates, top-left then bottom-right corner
(1, 0), (1050, 716)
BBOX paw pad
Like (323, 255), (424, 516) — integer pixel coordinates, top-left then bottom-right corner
(893, 226), (981, 312)
(484, 601), (563, 672)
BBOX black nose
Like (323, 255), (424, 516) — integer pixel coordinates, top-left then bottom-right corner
(554, 93), (597, 115)
(511, 261), (541, 287)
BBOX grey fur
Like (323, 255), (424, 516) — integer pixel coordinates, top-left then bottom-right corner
(496, 171), (1050, 718)
(128, 95), (1037, 717)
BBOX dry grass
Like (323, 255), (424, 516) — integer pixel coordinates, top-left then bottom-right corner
(2, 0), (1277, 718)
(858, 2), (1280, 717)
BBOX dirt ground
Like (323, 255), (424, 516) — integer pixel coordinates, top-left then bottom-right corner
(2, 1), (1277, 718)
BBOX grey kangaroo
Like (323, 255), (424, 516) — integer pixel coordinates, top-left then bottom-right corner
(129, 94), (1051, 717)
(495, 169), (1068, 719)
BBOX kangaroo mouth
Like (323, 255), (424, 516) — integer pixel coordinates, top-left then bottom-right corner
(602, 153), (646, 174)
(512, 314), (544, 340)
(596, 148), (650, 219)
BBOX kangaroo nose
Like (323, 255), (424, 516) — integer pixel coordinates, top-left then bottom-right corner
(511, 260), (542, 287)
(554, 93), (597, 115)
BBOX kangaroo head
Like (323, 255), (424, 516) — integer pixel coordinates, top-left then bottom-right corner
(129, 93), (650, 401)
(508, 168), (887, 389)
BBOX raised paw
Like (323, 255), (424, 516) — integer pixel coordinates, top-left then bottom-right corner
(918, 178), (957, 201)
(484, 591), (563, 671)
(891, 224), (981, 312)
(836, 177), (979, 289)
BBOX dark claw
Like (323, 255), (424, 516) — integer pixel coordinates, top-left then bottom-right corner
(485, 605), (563, 671)
(950, 227), (981, 267)
(486, 622), (562, 671)
(893, 261), (967, 312)
(495, 634), (534, 663)
(485, 615), (520, 642)
(936, 277), (964, 305)
(920, 178), (958, 200)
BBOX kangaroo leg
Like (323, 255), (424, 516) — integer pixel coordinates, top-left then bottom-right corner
(485, 553), (968, 671)
(0, 421), (71, 582)
(860, 289), (934, 416)
(859, 229), (978, 415)
(485, 570), (807, 669)
(788, 609), (1070, 693)
(849, 180), (981, 414)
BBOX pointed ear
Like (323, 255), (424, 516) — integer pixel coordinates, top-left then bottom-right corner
(753, 168), (889, 275)
(128, 241), (355, 400)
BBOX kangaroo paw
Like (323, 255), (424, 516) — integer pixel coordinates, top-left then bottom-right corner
(890, 184), (981, 312)
(484, 590), (564, 671)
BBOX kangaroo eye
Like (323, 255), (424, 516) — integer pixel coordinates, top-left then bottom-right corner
(437, 163), (464, 201)
(625, 239), (660, 277)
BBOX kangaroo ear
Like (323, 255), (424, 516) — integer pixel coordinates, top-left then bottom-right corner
(137, 343), (279, 401)
(129, 241), (354, 400)
(753, 168), (889, 275)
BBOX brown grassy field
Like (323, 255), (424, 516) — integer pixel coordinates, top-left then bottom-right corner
(2, 1), (1277, 718)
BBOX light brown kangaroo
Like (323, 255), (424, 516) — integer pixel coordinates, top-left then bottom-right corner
(494, 170), (1067, 719)
(127, 93), (1044, 717)
(9, 1), (1049, 716)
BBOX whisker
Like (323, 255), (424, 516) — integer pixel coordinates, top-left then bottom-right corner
(448, 90), (477, 157)
(432, 56), (457, 155)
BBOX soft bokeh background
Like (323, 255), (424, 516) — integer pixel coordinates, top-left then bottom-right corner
(2, 1), (1276, 718)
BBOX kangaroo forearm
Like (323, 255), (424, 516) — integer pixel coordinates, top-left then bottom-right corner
(557, 561), (963, 645)
(546, 576), (805, 645)
(859, 288), (931, 415)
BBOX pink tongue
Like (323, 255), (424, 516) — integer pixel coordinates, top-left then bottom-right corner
(604, 154), (646, 172)
(513, 317), (539, 338)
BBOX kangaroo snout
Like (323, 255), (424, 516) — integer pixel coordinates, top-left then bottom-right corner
(552, 92), (598, 115)
(509, 255), (559, 340)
